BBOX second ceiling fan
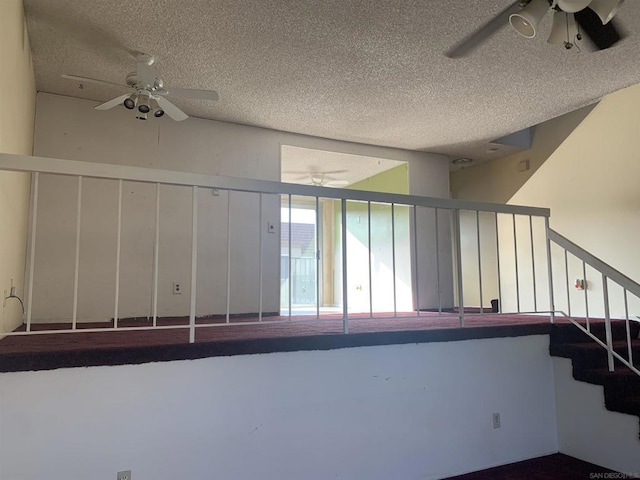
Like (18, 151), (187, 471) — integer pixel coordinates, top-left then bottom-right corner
(447, 0), (626, 58)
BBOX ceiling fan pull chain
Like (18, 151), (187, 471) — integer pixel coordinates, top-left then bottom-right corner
(565, 12), (574, 48)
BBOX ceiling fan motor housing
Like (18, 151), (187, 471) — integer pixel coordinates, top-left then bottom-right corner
(125, 72), (164, 92)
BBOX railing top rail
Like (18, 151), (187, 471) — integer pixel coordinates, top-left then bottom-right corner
(548, 228), (640, 299)
(0, 153), (550, 217)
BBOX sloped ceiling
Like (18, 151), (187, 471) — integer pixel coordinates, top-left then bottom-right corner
(23, 0), (640, 163)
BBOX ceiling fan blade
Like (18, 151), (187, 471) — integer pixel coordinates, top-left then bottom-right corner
(327, 180), (349, 186)
(287, 174), (311, 181)
(160, 87), (219, 101)
(155, 96), (189, 121)
(94, 94), (130, 111)
(574, 7), (626, 49)
(283, 169), (349, 175)
(446, 1), (523, 58)
(62, 74), (131, 90)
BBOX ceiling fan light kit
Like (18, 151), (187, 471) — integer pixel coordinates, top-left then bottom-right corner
(447, 0), (626, 57)
(557, 0), (593, 13)
(61, 53), (219, 121)
(548, 11), (580, 45)
(509, 0), (550, 38)
(123, 94), (136, 110)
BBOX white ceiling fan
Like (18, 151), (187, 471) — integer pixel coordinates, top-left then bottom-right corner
(61, 53), (219, 121)
(309, 173), (349, 187)
(447, 0), (626, 58)
(285, 170), (350, 187)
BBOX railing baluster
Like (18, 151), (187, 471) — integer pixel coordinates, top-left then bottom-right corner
(583, 261), (589, 332)
(529, 215), (537, 312)
(495, 212), (502, 314)
(624, 289), (632, 366)
(454, 209), (464, 327)
(72, 176), (82, 330)
(226, 191), (232, 324)
(315, 196), (320, 320)
(544, 217), (555, 323)
(189, 186), (198, 343)
(391, 203), (397, 318)
(341, 199), (348, 333)
(259, 193), (264, 322)
(26, 172), (39, 332)
(564, 249), (571, 318)
(152, 183), (160, 327)
(288, 194), (292, 321)
(435, 208), (441, 314)
(413, 205), (420, 317)
(114, 179), (122, 329)
(476, 211), (483, 314)
(512, 213), (520, 313)
(368, 201), (373, 318)
(602, 274), (614, 372)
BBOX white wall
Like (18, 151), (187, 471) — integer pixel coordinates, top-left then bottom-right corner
(0, 335), (558, 480)
(0, 0), (36, 333)
(553, 357), (640, 475)
(31, 93), (451, 321)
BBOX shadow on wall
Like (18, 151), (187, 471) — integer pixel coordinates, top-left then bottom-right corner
(450, 103), (597, 205)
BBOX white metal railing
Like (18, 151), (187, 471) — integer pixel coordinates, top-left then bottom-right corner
(548, 229), (640, 376)
(2, 153), (637, 378)
(1, 152), (553, 344)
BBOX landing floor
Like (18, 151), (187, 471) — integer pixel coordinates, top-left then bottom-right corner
(0, 312), (603, 372)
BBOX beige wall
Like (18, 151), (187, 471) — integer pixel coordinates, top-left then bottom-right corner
(451, 85), (640, 317)
(0, 0), (36, 332)
(451, 103), (595, 204)
(32, 93), (450, 321)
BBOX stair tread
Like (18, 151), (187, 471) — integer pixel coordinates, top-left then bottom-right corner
(554, 340), (640, 350)
(588, 367), (640, 378)
(608, 395), (640, 409)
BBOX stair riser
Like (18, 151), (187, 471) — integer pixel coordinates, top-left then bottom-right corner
(604, 399), (640, 418)
(551, 345), (640, 369)
(573, 367), (640, 392)
(551, 323), (640, 345)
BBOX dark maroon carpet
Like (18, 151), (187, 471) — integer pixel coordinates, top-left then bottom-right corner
(444, 453), (625, 479)
(0, 313), (616, 372)
(0, 312), (576, 354)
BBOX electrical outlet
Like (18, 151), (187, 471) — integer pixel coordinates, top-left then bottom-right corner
(117, 470), (131, 480)
(172, 282), (182, 295)
(267, 222), (276, 234)
(492, 412), (501, 429)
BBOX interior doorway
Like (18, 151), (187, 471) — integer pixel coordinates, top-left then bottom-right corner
(280, 145), (409, 316)
(280, 201), (319, 314)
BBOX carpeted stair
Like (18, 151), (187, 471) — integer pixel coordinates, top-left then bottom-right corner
(550, 320), (640, 425)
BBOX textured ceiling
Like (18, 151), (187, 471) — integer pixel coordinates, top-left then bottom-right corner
(23, 0), (640, 163)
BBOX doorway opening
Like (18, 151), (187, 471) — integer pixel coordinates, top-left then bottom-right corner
(280, 145), (409, 316)
(280, 201), (321, 315)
